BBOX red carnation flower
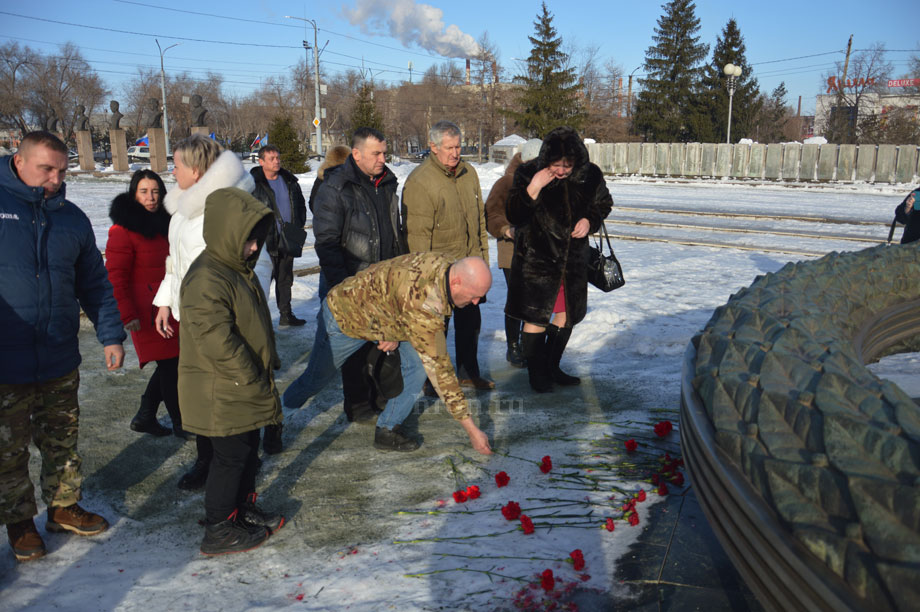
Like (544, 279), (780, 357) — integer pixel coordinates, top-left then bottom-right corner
(579, 573), (591, 582)
(658, 482), (669, 496)
(520, 514), (534, 534)
(605, 518), (615, 532)
(570, 549), (585, 571)
(452, 490), (467, 503)
(539, 455), (553, 474)
(494, 471), (510, 488)
(654, 420), (673, 437)
(625, 439), (638, 452)
(650, 474), (660, 485)
(629, 512), (640, 526)
(501, 501), (522, 521)
(670, 472), (684, 487)
(541, 569), (555, 592)
(636, 490), (647, 502)
(465, 485), (481, 499)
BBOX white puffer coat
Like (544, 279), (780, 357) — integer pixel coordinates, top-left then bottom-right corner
(153, 150), (264, 319)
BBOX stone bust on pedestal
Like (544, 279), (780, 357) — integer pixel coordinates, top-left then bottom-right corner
(145, 97), (163, 129)
(75, 105), (90, 131)
(190, 94), (208, 127)
(109, 100), (124, 130)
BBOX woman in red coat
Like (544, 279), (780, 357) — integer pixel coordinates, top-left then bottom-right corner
(106, 170), (185, 437)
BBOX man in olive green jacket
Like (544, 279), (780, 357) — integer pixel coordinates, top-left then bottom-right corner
(282, 252), (493, 455)
(179, 187), (283, 555)
(402, 120), (493, 390)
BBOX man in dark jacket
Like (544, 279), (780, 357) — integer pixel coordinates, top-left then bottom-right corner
(0, 131), (126, 562)
(250, 144), (308, 327)
(305, 127), (407, 422)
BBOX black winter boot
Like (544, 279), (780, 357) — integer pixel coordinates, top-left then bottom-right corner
(262, 424), (283, 455)
(520, 331), (552, 393)
(130, 395), (171, 437)
(546, 325), (580, 386)
(200, 510), (268, 555)
(177, 458), (210, 490)
(505, 315), (526, 368)
(239, 492), (285, 534)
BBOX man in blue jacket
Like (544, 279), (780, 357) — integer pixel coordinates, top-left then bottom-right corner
(0, 131), (126, 562)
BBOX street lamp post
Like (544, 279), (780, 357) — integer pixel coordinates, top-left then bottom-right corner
(156, 39), (180, 158)
(285, 15), (323, 156)
(723, 63), (742, 144)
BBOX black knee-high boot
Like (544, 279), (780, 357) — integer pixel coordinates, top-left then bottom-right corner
(505, 315), (525, 368)
(546, 324), (580, 386)
(520, 331), (552, 393)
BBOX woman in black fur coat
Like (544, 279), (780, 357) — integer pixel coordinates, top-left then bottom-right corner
(505, 127), (613, 392)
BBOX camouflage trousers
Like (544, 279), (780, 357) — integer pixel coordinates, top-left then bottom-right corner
(0, 369), (83, 525)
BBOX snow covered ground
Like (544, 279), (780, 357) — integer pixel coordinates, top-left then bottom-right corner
(1, 157), (916, 611)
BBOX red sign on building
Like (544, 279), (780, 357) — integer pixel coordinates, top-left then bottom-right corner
(887, 78), (920, 88)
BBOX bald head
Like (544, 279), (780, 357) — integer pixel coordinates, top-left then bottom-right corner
(448, 257), (492, 307)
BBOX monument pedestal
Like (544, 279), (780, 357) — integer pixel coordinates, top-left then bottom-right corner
(148, 128), (168, 173)
(76, 130), (94, 171)
(109, 129), (128, 172)
(190, 126), (210, 137)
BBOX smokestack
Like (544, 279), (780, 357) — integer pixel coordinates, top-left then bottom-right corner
(492, 60), (498, 84)
(466, 58), (471, 85)
(797, 96), (802, 117)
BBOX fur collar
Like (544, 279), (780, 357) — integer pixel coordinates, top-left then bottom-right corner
(109, 191), (170, 238)
(163, 150), (254, 220)
(537, 126), (591, 183)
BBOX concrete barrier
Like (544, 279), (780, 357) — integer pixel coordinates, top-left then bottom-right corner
(592, 141), (918, 184)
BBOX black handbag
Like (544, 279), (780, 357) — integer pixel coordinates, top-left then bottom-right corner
(587, 221), (625, 292)
(269, 205), (307, 257)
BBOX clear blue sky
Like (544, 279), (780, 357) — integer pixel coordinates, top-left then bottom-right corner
(2, 1), (917, 116)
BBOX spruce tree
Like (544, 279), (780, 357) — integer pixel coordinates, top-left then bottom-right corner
(633, 0), (709, 142)
(268, 114), (308, 174)
(505, 2), (585, 137)
(350, 83), (385, 140)
(689, 18), (761, 142)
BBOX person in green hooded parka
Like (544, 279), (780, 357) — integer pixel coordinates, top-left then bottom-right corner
(178, 186), (284, 555)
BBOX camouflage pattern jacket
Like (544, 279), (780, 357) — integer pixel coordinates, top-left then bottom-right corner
(326, 252), (469, 421)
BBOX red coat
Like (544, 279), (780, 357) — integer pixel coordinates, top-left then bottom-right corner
(106, 192), (179, 366)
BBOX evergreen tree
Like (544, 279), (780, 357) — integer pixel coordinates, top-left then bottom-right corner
(688, 18), (761, 142)
(633, 0), (709, 142)
(350, 83), (385, 140)
(505, 2), (585, 137)
(268, 114), (308, 173)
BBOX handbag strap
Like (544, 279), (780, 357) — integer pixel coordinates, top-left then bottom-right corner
(593, 219), (614, 256)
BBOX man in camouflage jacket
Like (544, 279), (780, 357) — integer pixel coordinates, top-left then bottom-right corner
(282, 252), (492, 454)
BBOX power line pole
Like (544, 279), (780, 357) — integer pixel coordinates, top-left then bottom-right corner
(285, 15), (323, 156)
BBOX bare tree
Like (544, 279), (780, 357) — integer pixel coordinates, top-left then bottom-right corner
(823, 42), (892, 143)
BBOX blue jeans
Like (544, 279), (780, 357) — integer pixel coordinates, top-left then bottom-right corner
(282, 301), (427, 430)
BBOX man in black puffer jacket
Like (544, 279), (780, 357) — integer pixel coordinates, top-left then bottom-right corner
(250, 145), (308, 326)
(310, 127), (407, 422)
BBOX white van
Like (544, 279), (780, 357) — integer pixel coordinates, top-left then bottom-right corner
(127, 146), (150, 161)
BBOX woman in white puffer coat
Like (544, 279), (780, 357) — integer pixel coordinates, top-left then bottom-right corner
(153, 134), (273, 490)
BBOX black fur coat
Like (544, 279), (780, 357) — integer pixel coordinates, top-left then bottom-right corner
(504, 127), (613, 327)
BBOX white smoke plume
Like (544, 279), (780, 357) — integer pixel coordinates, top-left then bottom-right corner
(342, 0), (481, 58)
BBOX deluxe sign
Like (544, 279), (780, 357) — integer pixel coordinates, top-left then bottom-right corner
(887, 78), (920, 88)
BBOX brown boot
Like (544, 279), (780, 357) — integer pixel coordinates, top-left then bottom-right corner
(46, 504), (108, 536)
(7, 519), (46, 562)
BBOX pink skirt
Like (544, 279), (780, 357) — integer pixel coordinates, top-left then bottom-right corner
(552, 283), (566, 313)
